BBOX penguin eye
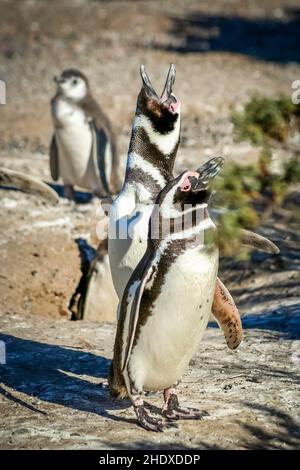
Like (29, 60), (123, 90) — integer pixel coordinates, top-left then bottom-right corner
(72, 78), (78, 86)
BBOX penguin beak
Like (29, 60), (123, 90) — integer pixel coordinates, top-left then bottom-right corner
(140, 64), (179, 113)
(189, 175), (209, 192)
(186, 157), (224, 192)
(160, 64), (176, 103)
(53, 76), (65, 85)
(196, 157), (224, 182)
(160, 64), (180, 114)
(140, 65), (159, 100)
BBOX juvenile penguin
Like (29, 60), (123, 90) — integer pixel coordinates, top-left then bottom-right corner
(108, 64), (181, 300)
(50, 69), (121, 200)
(109, 158), (230, 431)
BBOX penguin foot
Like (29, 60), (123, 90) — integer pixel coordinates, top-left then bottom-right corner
(63, 184), (76, 201)
(134, 404), (164, 432)
(162, 390), (209, 421)
(132, 394), (164, 432)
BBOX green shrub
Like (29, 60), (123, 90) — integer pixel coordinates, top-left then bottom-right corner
(232, 95), (299, 145)
(284, 155), (300, 183)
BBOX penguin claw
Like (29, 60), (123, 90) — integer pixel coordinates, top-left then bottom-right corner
(163, 408), (209, 420)
(135, 405), (165, 432)
(162, 393), (209, 420)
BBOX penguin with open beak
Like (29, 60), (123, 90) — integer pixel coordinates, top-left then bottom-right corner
(108, 157), (247, 431)
(108, 64), (181, 302)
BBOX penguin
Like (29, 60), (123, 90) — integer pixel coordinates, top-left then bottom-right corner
(50, 69), (121, 200)
(109, 157), (231, 431)
(108, 64), (181, 300)
(0, 167), (59, 205)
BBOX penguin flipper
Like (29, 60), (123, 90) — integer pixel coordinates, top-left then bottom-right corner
(82, 93), (121, 195)
(92, 123), (111, 196)
(121, 254), (156, 375)
(50, 135), (60, 181)
(95, 125), (122, 195)
(0, 167), (59, 205)
(240, 229), (279, 254)
(109, 253), (155, 400)
(212, 278), (243, 350)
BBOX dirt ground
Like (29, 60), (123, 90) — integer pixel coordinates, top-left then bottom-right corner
(0, 0), (300, 450)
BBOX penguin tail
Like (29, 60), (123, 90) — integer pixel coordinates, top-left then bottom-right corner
(108, 361), (128, 399)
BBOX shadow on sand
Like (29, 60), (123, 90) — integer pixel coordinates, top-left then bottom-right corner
(152, 8), (300, 63)
(0, 333), (133, 424)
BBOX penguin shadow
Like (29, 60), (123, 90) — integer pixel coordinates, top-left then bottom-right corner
(74, 237), (97, 273)
(151, 7), (300, 64)
(0, 333), (134, 425)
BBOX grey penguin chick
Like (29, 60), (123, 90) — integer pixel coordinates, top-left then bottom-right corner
(109, 158), (224, 432)
(50, 69), (121, 200)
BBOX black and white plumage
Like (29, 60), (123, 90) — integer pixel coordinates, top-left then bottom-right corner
(50, 69), (121, 199)
(109, 158), (224, 431)
(108, 64), (181, 300)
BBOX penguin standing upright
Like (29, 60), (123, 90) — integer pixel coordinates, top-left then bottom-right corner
(109, 158), (234, 431)
(108, 64), (181, 300)
(50, 69), (121, 200)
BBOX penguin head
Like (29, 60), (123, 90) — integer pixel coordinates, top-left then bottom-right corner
(157, 157), (224, 218)
(54, 69), (89, 102)
(137, 64), (180, 134)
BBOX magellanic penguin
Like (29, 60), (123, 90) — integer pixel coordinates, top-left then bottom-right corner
(50, 69), (122, 200)
(109, 157), (241, 431)
(108, 64), (181, 301)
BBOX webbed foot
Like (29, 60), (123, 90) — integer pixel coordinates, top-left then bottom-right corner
(162, 388), (209, 420)
(135, 403), (164, 432)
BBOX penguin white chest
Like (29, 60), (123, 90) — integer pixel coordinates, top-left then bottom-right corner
(53, 100), (94, 188)
(128, 247), (219, 392)
(109, 191), (153, 299)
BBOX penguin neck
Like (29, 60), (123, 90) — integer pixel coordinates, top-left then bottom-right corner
(124, 113), (180, 202)
(149, 205), (215, 248)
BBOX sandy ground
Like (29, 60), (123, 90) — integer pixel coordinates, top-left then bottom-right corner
(0, 309), (299, 450)
(0, 0), (300, 449)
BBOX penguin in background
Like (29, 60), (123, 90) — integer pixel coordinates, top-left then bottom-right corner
(50, 69), (122, 200)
